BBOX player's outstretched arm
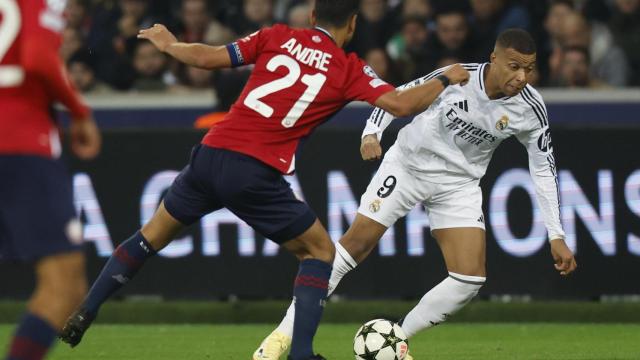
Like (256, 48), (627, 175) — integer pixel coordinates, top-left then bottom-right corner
(138, 24), (231, 69)
(374, 64), (470, 117)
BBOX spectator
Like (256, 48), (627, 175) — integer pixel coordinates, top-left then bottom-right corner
(67, 50), (113, 94)
(60, 27), (85, 62)
(427, 8), (475, 65)
(179, 0), (212, 42)
(560, 11), (630, 86)
(231, 0), (275, 36)
(544, 0), (576, 84)
(470, 0), (531, 60)
(551, 46), (608, 88)
(65, 0), (92, 36)
(287, 2), (311, 29)
(173, 65), (213, 91)
(350, 0), (396, 56)
(435, 50), (462, 68)
(609, 0), (640, 85)
(400, 0), (433, 20)
(131, 41), (171, 91)
(364, 48), (400, 85)
(386, 16), (432, 82)
(88, 0), (156, 89)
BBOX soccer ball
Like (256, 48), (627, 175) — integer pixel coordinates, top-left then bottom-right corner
(353, 319), (409, 360)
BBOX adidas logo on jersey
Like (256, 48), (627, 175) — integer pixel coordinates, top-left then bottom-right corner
(455, 100), (469, 112)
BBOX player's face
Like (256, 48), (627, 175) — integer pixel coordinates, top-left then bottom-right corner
(491, 47), (536, 97)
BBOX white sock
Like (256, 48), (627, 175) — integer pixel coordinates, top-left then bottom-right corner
(400, 272), (485, 338)
(274, 242), (358, 338)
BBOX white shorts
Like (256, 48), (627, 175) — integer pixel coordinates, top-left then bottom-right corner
(358, 147), (485, 231)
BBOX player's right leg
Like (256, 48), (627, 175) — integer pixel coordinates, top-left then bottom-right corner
(254, 146), (422, 360)
(61, 145), (218, 347)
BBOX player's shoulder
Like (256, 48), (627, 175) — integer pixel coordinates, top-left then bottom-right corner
(520, 84), (546, 107)
(517, 84), (549, 126)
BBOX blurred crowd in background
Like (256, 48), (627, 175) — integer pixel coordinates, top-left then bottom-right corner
(62, 0), (640, 109)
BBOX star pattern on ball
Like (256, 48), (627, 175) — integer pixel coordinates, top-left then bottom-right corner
(360, 322), (377, 335)
(381, 327), (404, 353)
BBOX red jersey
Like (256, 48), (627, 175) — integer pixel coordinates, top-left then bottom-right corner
(202, 24), (395, 173)
(0, 0), (90, 158)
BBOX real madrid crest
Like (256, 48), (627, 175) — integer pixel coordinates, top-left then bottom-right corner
(369, 199), (382, 213)
(496, 115), (509, 131)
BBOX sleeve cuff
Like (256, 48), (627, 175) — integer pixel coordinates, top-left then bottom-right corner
(226, 42), (244, 67)
(549, 234), (565, 242)
(362, 121), (382, 140)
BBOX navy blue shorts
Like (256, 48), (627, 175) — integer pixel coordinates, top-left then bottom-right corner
(164, 145), (317, 244)
(0, 156), (82, 262)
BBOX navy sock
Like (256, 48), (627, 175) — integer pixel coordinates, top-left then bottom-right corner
(288, 259), (332, 360)
(83, 231), (156, 317)
(5, 313), (56, 360)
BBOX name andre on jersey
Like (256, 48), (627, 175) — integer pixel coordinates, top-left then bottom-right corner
(281, 38), (332, 72)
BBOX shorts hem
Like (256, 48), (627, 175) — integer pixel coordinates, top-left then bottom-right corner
(163, 196), (196, 226)
(356, 209), (395, 228)
(267, 208), (317, 244)
(429, 222), (486, 232)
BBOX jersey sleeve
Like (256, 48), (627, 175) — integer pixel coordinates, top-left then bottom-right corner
(516, 90), (565, 241)
(225, 25), (278, 67)
(21, 0), (90, 120)
(344, 56), (395, 105)
(361, 67), (449, 140)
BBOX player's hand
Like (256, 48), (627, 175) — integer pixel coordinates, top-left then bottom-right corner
(70, 117), (101, 160)
(550, 238), (577, 276)
(137, 24), (177, 53)
(361, 134), (382, 161)
(443, 64), (470, 86)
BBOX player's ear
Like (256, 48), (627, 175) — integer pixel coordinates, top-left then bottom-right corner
(490, 51), (497, 64)
(347, 14), (358, 35)
(310, 9), (317, 27)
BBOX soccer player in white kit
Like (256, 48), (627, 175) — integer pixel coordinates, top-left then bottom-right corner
(253, 29), (577, 360)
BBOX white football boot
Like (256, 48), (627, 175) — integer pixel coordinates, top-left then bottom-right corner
(253, 329), (292, 360)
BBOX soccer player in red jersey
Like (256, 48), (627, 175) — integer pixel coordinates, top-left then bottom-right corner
(60, 1), (469, 359)
(0, 0), (101, 359)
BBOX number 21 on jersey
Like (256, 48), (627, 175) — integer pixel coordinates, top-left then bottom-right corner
(0, 0), (24, 88)
(244, 54), (327, 128)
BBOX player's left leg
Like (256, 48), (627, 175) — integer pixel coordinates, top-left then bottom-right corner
(400, 181), (487, 338)
(279, 220), (334, 360)
(61, 146), (217, 347)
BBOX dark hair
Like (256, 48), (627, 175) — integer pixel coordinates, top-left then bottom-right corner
(495, 28), (537, 55)
(314, 0), (359, 27)
(550, 0), (575, 9)
(67, 49), (96, 71)
(562, 45), (590, 63)
(402, 15), (428, 28)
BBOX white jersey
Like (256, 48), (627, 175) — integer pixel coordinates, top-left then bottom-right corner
(362, 63), (565, 240)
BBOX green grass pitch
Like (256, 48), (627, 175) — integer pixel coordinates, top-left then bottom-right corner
(1, 323), (639, 359)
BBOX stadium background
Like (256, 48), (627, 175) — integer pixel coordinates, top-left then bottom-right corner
(2, 0), (640, 353)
